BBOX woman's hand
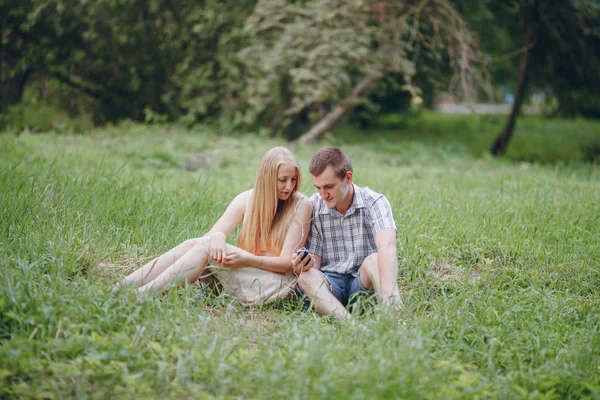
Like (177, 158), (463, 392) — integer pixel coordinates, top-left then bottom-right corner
(221, 249), (249, 269)
(208, 232), (227, 264)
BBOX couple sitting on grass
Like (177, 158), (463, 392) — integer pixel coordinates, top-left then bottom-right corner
(116, 146), (403, 320)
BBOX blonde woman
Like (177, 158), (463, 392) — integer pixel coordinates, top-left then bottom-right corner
(116, 147), (312, 304)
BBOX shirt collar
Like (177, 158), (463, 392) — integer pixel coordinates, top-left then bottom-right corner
(318, 184), (365, 216)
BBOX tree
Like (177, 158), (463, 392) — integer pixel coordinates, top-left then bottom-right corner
(238, 0), (481, 142)
(0, 0), (256, 124)
(491, 0), (540, 156)
(481, 0), (600, 156)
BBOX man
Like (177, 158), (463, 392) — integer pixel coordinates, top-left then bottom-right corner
(293, 146), (403, 320)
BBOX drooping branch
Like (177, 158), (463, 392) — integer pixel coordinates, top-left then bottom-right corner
(283, 96), (319, 117)
(281, 0), (482, 145)
(292, 71), (386, 146)
(49, 72), (102, 100)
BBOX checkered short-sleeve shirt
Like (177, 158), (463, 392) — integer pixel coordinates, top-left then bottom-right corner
(306, 185), (397, 276)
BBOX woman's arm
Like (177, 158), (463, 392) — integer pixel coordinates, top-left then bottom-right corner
(205, 190), (250, 264)
(223, 196), (312, 273)
(261, 196), (313, 273)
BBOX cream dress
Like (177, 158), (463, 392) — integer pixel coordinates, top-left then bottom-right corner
(204, 194), (305, 305)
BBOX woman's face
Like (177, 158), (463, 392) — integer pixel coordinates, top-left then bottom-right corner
(276, 163), (298, 201)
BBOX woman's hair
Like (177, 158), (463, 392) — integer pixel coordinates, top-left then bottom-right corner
(309, 146), (353, 178)
(238, 147), (301, 255)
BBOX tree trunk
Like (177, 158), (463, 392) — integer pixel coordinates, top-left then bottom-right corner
(2, 68), (32, 109)
(293, 72), (385, 146)
(491, 0), (539, 156)
(268, 73), (293, 137)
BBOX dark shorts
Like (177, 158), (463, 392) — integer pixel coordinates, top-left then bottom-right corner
(296, 270), (373, 309)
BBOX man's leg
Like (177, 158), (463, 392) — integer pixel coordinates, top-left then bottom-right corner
(297, 269), (350, 321)
(359, 253), (403, 309)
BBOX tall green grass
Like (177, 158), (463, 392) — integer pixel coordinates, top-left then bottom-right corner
(1, 117), (599, 399)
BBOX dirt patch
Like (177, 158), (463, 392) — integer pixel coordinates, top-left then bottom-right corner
(97, 255), (152, 278)
(428, 258), (482, 285)
(185, 151), (212, 171)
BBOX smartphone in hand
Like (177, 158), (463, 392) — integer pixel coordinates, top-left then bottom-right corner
(295, 248), (310, 261)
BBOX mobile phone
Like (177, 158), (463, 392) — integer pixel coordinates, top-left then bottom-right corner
(295, 248), (310, 259)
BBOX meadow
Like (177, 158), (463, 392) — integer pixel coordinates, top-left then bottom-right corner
(1, 113), (599, 399)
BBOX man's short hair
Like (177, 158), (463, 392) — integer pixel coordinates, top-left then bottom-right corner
(309, 146), (353, 178)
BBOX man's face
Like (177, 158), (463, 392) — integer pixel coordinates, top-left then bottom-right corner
(311, 166), (352, 210)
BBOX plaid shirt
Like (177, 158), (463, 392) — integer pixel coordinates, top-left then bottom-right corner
(306, 185), (397, 276)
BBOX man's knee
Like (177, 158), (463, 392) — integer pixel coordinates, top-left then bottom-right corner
(297, 269), (328, 293)
(359, 253), (379, 289)
(362, 253), (378, 272)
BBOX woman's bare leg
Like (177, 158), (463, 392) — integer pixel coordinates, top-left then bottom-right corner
(138, 238), (212, 293)
(116, 239), (202, 290)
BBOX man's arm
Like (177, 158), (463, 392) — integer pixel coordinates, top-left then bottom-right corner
(375, 227), (402, 307)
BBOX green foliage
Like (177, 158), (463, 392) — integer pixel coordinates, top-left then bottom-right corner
(2, 103), (94, 134)
(239, 1), (411, 130)
(349, 73), (414, 129)
(167, 0), (257, 124)
(461, 0), (600, 117)
(532, 0), (600, 118)
(0, 0), (256, 125)
(1, 0), (480, 132)
(1, 118), (599, 398)
(239, 0), (478, 137)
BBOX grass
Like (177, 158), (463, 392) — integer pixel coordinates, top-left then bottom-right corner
(1, 114), (599, 399)
(339, 111), (600, 164)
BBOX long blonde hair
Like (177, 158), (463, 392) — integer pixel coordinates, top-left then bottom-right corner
(238, 147), (301, 255)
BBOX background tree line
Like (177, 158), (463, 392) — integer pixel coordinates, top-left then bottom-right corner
(1, 0), (599, 151)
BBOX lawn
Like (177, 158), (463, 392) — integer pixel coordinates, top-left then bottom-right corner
(1, 114), (599, 399)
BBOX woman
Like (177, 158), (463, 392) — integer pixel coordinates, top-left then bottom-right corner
(115, 146), (312, 304)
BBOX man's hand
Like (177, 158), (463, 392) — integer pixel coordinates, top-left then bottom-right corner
(292, 250), (314, 275)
